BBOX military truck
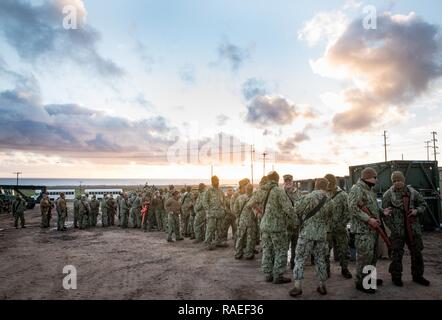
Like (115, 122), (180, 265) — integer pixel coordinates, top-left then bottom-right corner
(0, 185), (47, 213)
(349, 161), (441, 231)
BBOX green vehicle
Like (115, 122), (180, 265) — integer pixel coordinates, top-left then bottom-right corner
(349, 160), (441, 231)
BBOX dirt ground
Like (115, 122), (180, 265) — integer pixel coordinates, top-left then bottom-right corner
(0, 203), (441, 300)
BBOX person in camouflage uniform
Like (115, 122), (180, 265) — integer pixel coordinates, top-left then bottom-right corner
(188, 187), (198, 239)
(151, 191), (163, 231)
(382, 171), (430, 287)
(180, 186), (194, 237)
(222, 187), (237, 243)
(101, 194), (109, 227)
(203, 176), (227, 250)
(107, 195), (116, 226)
(234, 182), (256, 259)
(256, 171), (295, 284)
(289, 178), (334, 297)
(56, 192), (68, 231)
(324, 174), (352, 279)
(78, 195), (90, 230)
(40, 193), (53, 228)
(165, 190), (184, 242)
(193, 183), (207, 243)
(12, 194), (27, 229)
(88, 195), (99, 227)
(73, 194), (81, 228)
(348, 167), (392, 294)
(120, 193), (131, 228)
(283, 174), (303, 270)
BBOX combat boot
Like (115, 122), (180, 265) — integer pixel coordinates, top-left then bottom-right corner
(317, 281), (327, 295)
(392, 277), (403, 287)
(341, 268), (352, 279)
(244, 254), (255, 260)
(413, 276), (430, 286)
(273, 275), (291, 284)
(167, 238), (174, 242)
(176, 237), (184, 241)
(234, 254), (243, 260)
(264, 274), (273, 282)
(289, 280), (303, 297)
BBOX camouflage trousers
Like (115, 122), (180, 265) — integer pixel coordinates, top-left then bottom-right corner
(222, 213), (237, 242)
(89, 212), (98, 227)
(102, 212), (109, 227)
(120, 211), (129, 228)
(155, 209), (163, 231)
(326, 230), (350, 271)
(41, 211), (51, 228)
(73, 210), (79, 228)
(235, 222), (256, 258)
(287, 228), (299, 267)
(188, 214), (195, 238)
(13, 212), (25, 228)
(204, 216), (223, 248)
(194, 211), (206, 242)
(162, 210), (168, 233)
(261, 231), (288, 278)
(78, 213), (89, 229)
(355, 232), (378, 284)
(167, 212), (183, 241)
(389, 233), (424, 278)
(293, 237), (327, 281)
(57, 212), (67, 230)
(130, 209), (141, 228)
(180, 210), (191, 236)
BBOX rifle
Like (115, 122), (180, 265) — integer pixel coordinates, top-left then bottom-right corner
(357, 202), (391, 249)
(403, 191), (415, 251)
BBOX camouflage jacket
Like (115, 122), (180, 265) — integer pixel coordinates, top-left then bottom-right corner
(203, 187), (226, 218)
(56, 198), (68, 216)
(165, 197), (181, 215)
(12, 198), (26, 215)
(382, 185), (426, 238)
(327, 186), (350, 233)
(295, 190), (333, 241)
(284, 188), (303, 206)
(40, 198), (53, 214)
(181, 192), (194, 213)
(89, 199), (100, 214)
(79, 199), (90, 215)
(234, 193), (255, 227)
(230, 193), (240, 215)
(107, 198), (116, 215)
(244, 187), (267, 219)
(120, 198), (131, 215)
(348, 179), (382, 234)
(74, 199), (80, 214)
(259, 181), (296, 233)
(100, 198), (108, 214)
(194, 190), (206, 216)
(225, 195), (234, 216)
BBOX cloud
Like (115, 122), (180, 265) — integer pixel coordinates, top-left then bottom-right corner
(217, 39), (251, 72)
(216, 114), (230, 126)
(0, 0), (124, 78)
(242, 78), (268, 100)
(179, 65), (196, 84)
(135, 41), (155, 73)
(0, 72), (176, 163)
(245, 95), (298, 127)
(308, 11), (442, 132)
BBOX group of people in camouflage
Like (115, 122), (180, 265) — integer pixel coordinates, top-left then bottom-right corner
(12, 166), (430, 297)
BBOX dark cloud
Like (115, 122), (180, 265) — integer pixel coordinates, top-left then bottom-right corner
(315, 12), (442, 132)
(242, 78), (268, 100)
(0, 0), (124, 78)
(45, 104), (97, 116)
(216, 114), (230, 126)
(245, 95), (298, 127)
(217, 39), (251, 72)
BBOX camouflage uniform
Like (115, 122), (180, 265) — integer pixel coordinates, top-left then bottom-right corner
(78, 197), (90, 229)
(151, 195), (163, 231)
(222, 194), (237, 242)
(180, 191), (194, 237)
(382, 186), (426, 280)
(348, 179), (382, 285)
(285, 188), (302, 269)
(193, 190), (207, 242)
(188, 191), (197, 239)
(40, 197), (53, 228)
(165, 196), (183, 241)
(101, 197), (109, 227)
(107, 197), (116, 226)
(258, 181), (295, 281)
(120, 197), (131, 228)
(293, 190), (333, 282)
(56, 196), (68, 231)
(130, 195), (142, 228)
(12, 197), (26, 228)
(73, 196), (80, 228)
(203, 187), (226, 249)
(326, 187), (351, 273)
(234, 193), (256, 259)
(89, 198), (100, 227)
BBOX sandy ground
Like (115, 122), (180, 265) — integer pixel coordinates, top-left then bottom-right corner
(0, 203), (441, 300)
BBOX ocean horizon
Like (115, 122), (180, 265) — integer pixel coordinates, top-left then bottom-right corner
(0, 178), (238, 187)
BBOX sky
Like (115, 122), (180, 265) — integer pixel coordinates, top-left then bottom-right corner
(0, 0), (441, 181)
